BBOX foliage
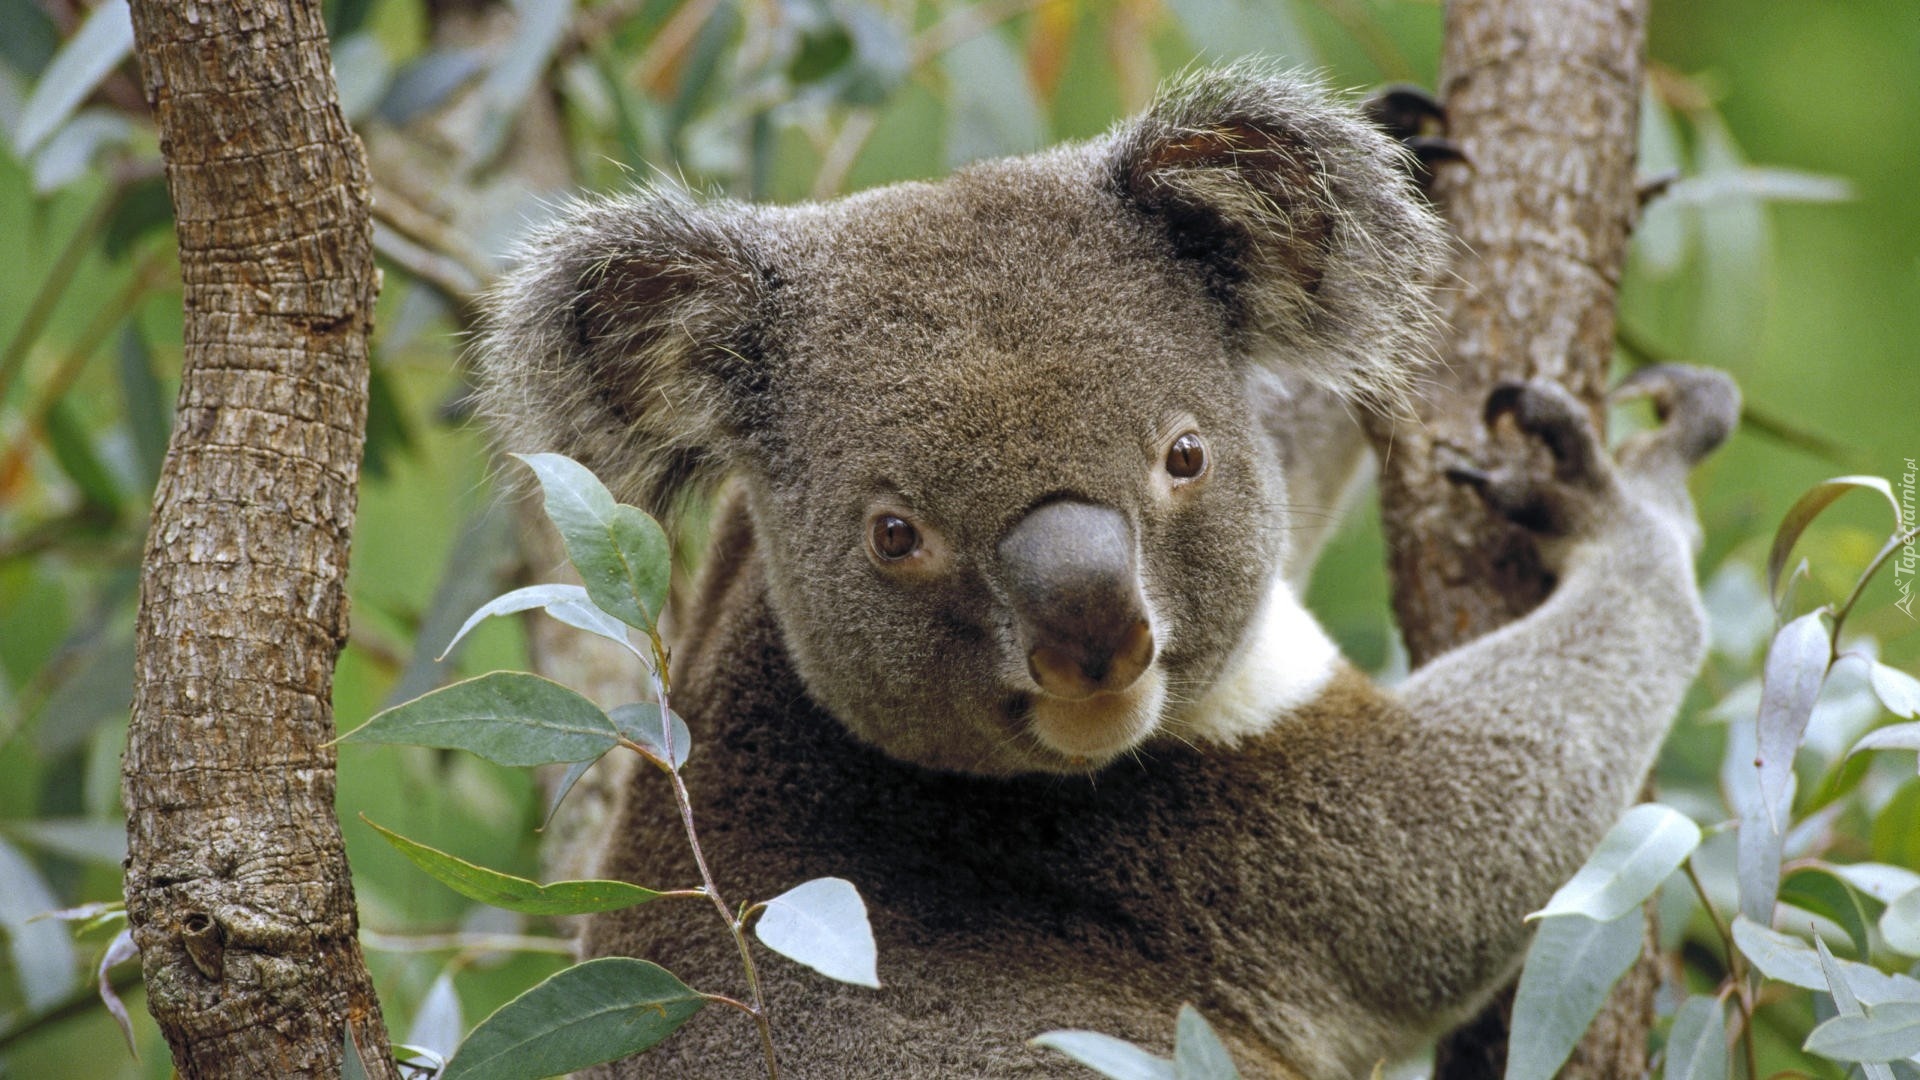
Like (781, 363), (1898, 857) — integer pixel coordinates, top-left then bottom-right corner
(337, 453), (880, 1076)
(0, 0), (1915, 1078)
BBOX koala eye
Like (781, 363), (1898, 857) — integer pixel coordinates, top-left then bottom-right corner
(1165, 432), (1208, 480)
(870, 514), (921, 561)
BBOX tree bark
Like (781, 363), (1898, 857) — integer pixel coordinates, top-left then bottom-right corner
(121, 1), (397, 1076)
(1370, 0), (1658, 1075)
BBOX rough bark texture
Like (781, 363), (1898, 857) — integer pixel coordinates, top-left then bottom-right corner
(121, 1), (396, 1076)
(1373, 0), (1658, 1075)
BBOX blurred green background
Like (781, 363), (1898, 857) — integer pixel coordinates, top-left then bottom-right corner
(1, 0), (1916, 1076)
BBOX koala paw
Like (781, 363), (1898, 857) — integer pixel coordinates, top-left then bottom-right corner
(1610, 363), (1741, 474)
(1445, 366), (1738, 545)
(1362, 84), (1466, 197)
(1444, 379), (1611, 537)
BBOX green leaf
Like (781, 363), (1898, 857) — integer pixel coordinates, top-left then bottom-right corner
(1173, 1005), (1240, 1080)
(363, 817), (665, 915)
(1884, 888), (1920, 958)
(1731, 918), (1920, 1006)
(1850, 723), (1920, 771)
(12, 0), (132, 156)
(1804, 1003), (1920, 1064)
(1872, 662), (1920, 719)
(1662, 995), (1728, 1080)
(1780, 866), (1875, 959)
(1528, 804), (1700, 922)
(404, 971), (465, 1067)
(336, 672), (618, 766)
(1815, 935), (1901, 1080)
(1756, 611), (1832, 824)
(343, 1023), (373, 1080)
(440, 958), (704, 1080)
(941, 26), (1044, 168)
(1506, 910), (1646, 1080)
(0, 834), (79, 1011)
(44, 400), (123, 513)
(1767, 477), (1903, 606)
(515, 453), (671, 633)
(1164, 0), (1316, 65)
(609, 703), (691, 769)
(115, 325), (169, 485)
(753, 877), (879, 989)
(441, 584), (640, 662)
(1030, 1031), (1175, 1080)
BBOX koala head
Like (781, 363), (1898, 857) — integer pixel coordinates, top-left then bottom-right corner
(479, 68), (1447, 776)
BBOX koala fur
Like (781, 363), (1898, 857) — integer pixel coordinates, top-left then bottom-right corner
(476, 67), (1734, 1078)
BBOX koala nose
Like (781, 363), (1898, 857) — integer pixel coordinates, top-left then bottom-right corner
(999, 500), (1156, 701)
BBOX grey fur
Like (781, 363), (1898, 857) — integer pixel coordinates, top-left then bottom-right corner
(473, 67), (1732, 1079)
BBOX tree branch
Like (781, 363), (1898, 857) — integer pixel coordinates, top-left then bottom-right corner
(1369, 0), (1657, 1075)
(122, 0), (397, 1075)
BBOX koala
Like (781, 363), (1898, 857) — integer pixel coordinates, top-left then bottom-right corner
(476, 67), (1737, 1079)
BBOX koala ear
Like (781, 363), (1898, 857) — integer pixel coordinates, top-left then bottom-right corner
(475, 192), (769, 518)
(1109, 68), (1449, 411)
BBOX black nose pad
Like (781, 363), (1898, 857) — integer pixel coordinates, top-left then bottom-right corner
(999, 500), (1156, 701)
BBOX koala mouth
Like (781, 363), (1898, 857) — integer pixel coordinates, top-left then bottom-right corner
(1024, 668), (1167, 767)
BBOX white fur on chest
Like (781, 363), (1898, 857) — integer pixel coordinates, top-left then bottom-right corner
(1174, 576), (1341, 744)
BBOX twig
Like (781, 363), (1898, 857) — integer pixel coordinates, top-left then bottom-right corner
(1684, 859), (1757, 1080)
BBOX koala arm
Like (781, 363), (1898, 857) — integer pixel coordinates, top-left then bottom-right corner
(1245, 368), (1734, 1055)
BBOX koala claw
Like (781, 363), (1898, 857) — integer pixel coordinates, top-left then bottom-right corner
(1611, 364), (1740, 469)
(1364, 84), (1466, 195)
(1484, 380), (1608, 488)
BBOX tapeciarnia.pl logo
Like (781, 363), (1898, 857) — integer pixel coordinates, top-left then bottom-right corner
(1898, 457), (1916, 619)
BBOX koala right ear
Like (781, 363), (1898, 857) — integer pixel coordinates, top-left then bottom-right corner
(1108, 67), (1449, 412)
(475, 192), (768, 518)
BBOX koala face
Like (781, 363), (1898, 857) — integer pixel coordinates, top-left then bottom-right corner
(480, 69), (1447, 776)
(734, 166), (1288, 773)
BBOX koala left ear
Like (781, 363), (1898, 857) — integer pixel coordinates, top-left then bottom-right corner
(1109, 67), (1449, 410)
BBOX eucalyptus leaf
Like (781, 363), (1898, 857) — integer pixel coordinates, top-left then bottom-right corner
(0, 834), (79, 1011)
(1884, 889), (1920, 957)
(1816, 935), (1900, 1080)
(336, 672), (618, 767)
(1173, 1005), (1240, 1080)
(1851, 723), (1920, 769)
(515, 453), (672, 633)
(363, 817), (666, 915)
(1663, 995), (1729, 1080)
(609, 703), (691, 769)
(96, 928), (138, 1056)
(405, 971), (465, 1066)
(441, 583), (640, 662)
(1829, 863), (1920, 904)
(542, 757), (598, 831)
(1724, 718), (1785, 927)
(1780, 866), (1875, 959)
(1662, 168), (1854, 209)
(12, 0), (131, 156)
(440, 958), (704, 1080)
(1732, 918), (1920, 1007)
(1755, 611), (1832, 825)
(1030, 1030), (1175, 1080)
(344, 1024), (373, 1080)
(1528, 804), (1700, 922)
(1871, 663), (1920, 719)
(1506, 910), (1646, 1080)
(941, 27), (1044, 168)
(753, 877), (879, 989)
(1804, 1003), (1920, 1064)
(1767, 477), (1902, 605)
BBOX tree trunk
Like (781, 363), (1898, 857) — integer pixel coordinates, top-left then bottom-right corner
(121, 1), (397, 1076)
(1371, 0), (1658, 1075)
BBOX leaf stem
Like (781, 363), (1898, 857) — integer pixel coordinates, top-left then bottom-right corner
(644, 645), (778, 1079)
(1829, 524), (1920, 646)
(1685, 859), (1757, 1080)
